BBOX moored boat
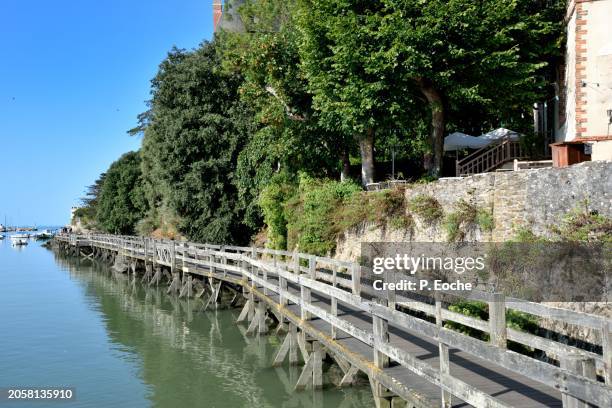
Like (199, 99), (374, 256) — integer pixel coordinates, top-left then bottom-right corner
(10, 234), (29, 246)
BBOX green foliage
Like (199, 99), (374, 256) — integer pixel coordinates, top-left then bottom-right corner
(297, 0), (565, 175)
(259, 178), (414, 255)
(73, 173), (107, 228)
(95, 152), (147, 235)
(408, 195), (444, 223)
(444, 199), (494, 241)
(339, 188), (414, 232)
(446, 300), (539, 354)
(78, 0), (566, 245)
(140, 41), (255, 244)
(258, 172), (297, 249)
(551, 201), (612, 243)
(512, 200), (612, 243)
(285, 174), (362, 255)
(218, 0), (343, 218)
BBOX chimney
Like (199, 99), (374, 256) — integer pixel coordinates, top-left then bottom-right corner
(213, 0), (223, 32)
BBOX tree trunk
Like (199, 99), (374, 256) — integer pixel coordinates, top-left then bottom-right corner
(417, 78), (445, 177)
(340, 147), (351, 182)
(358, 128), (375, 186)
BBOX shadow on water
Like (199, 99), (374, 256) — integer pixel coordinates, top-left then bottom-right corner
(53, 252), (374, 408)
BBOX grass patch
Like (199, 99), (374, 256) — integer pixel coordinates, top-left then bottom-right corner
(408, 194), (444, 223)
(551, 200), (612, 243)
(444, 199), (494, 242)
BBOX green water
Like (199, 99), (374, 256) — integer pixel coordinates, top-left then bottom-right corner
(0, 240), (374, 407)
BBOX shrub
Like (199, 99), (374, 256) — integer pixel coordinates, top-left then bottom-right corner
(444, 199), (494, 241)
(258, 172), (297, 250)
(285, 174), (361, 255)
(408, 194), (444, 223)
(551, 200), (612, 243)
(446, 300), (539, 354)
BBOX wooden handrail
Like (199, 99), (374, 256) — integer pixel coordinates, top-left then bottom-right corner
(54, 233), (612, 407)
(456, 137), (526, 176)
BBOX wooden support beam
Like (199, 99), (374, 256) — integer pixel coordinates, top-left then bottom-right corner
(236, 300), (251, 323)
(149, 267), (161, 287)
(339, 365), (360, 387)
(142, 263), (152, 283)
(247, 291), (255, 322)
(246, 308), (261, 335)
(272, 333), (291, 367)
(294, 340), (323, 391)
(167, 272), (180, 295)
(289, 324), (299, 365)
(179, 275), (193, 298)
(257, 300), (268, 334)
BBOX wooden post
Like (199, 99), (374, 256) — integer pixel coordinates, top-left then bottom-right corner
(277, 253), (288, 307)
(351, 263), (361, 296)
(603, 322), (612, 385)
(385, 269), (396, 309)
(221, 246), (227, 278)
(561, 353), (597, 408)
(289, 323), (299, 365)
(331, 264), (338, 339)
(295, 340), (323, 391)
(210, 247), (216, 276)
(435, 296), (452, 408)
(143, 238), (148, 265)
(258, 248), (268, 296)
(257, 299), (267, 334)
(171, 241), (176, 275)
(372, 297), (391, 408)
(300, 256), (314, 321)
(248, 290), (255, 322)
(489, 293), (507, 349)
(312, 341), (323, 389)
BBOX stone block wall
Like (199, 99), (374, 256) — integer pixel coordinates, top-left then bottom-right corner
(335, 161), (611, 261)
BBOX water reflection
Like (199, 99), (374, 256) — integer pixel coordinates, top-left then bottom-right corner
(53, 253), (374, 408)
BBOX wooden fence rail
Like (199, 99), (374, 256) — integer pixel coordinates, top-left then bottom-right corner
(56, 233), (612, 408)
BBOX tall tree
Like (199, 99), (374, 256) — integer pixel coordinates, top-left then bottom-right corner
(217, 0), (344, 229)
(298, 0), (564, 177)
(297, 0), (418, 185)
(96, 152), (147, 235)
(140, 41), (255, 244)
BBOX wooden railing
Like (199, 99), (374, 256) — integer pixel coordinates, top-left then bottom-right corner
(456, 138), (526, 176)
(56, 233), (612, 407)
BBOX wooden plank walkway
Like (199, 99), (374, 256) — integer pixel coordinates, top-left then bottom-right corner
(54, 234), (612, 408)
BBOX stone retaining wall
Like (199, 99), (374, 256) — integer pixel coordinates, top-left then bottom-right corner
(336, 161), (611, 261)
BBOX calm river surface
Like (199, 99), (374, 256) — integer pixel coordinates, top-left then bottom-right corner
(0, 239), (374, 407)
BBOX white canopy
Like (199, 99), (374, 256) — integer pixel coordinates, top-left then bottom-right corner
(444, 128), (520, 151)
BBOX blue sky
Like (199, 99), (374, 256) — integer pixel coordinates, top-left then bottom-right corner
(0, 0), (215, 226)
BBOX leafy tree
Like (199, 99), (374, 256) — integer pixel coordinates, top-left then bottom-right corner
(140, 41), (255, 244)
(298, 0), (564, 177)
(217, 0), (346, 225)
(74, 172), (106, 223)
(297, 1), (421, 184)
(96, 151), (147, 234)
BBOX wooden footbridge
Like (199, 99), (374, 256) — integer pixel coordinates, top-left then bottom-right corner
(54, 234), (612, 408)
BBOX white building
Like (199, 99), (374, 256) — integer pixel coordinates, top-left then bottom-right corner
(555, 0), (612, 161)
